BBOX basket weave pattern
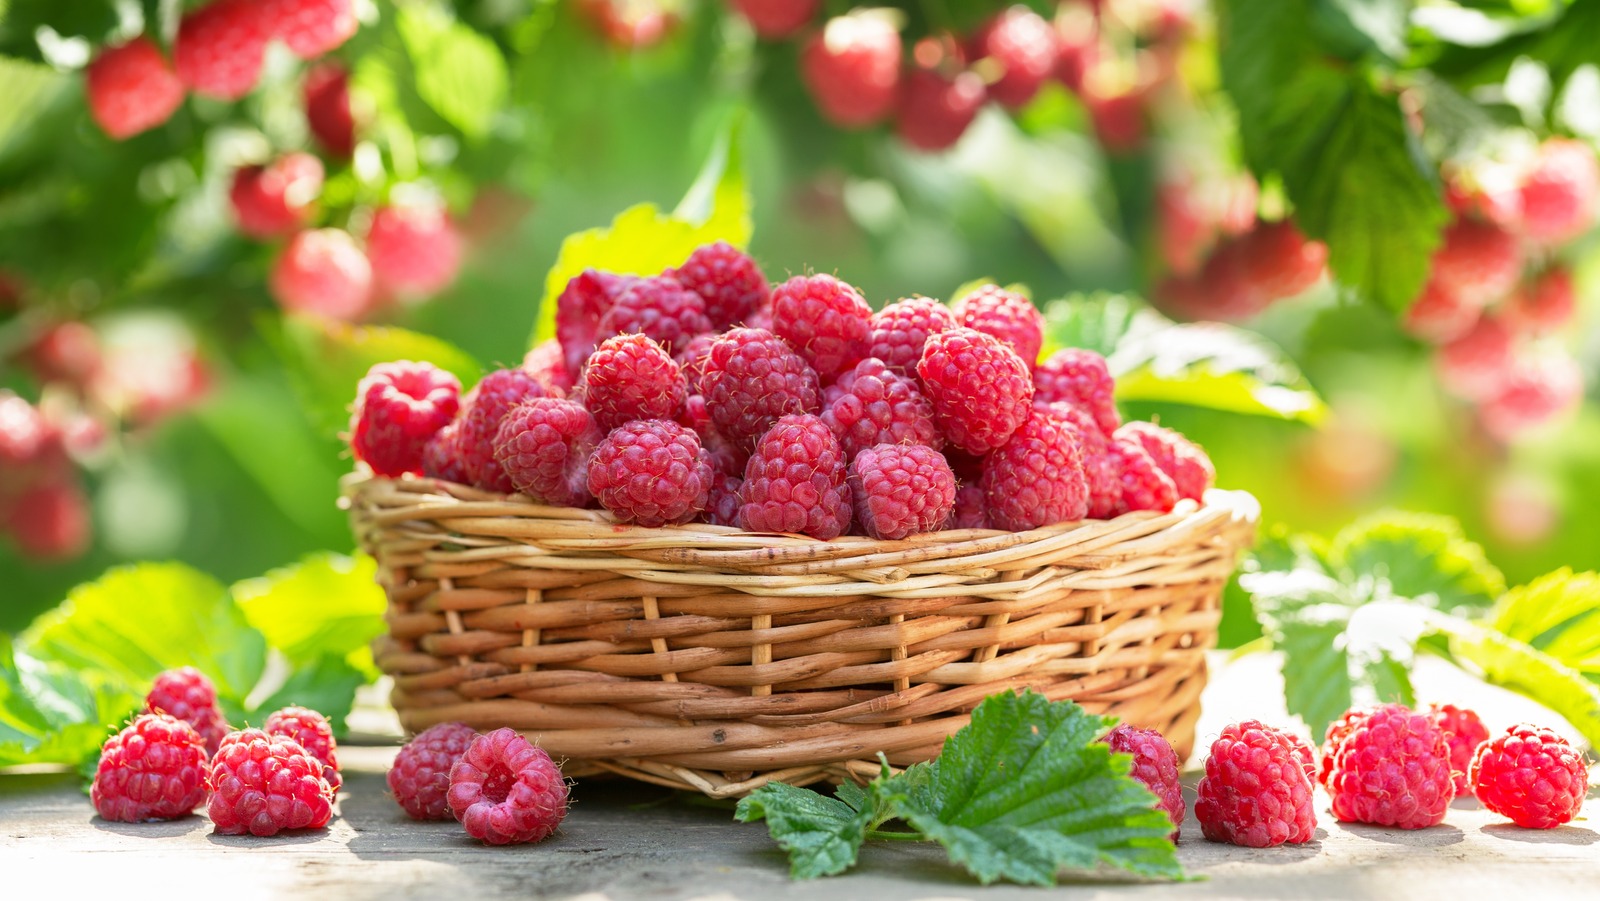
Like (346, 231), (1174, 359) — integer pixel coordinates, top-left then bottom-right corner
(347, 474), (1258, 798)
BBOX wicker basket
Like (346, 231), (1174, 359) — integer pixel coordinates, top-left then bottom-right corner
(345, 474), (1258, 798)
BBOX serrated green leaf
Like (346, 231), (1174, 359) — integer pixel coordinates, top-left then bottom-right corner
(1487, 569), (1600, 682)
(1332, 512), (1505, 612)
(1040, 295), (1138, 359)
(10, 654), (139, 767)
(233, 553), (386, 679)
(1242, 563), (1365, 735)
(1435, 611), (1600, 750)
(1218, 0), (1317, 175)
(735, 781), (873, 879)
(396, 5), (509, 140)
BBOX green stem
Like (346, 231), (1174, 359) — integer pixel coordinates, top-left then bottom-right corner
(864, 828), (926, 842)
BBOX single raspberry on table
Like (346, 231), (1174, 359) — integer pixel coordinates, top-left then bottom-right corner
(556, 269), (635, 379)
(580, 333), (688, 432)
(349, 360), (462, 478)
(946, 483), (988, 530)
(1286, 733), (1318, 786)
(820, 358), (942, 459)
(1519, 138), (1598, 246)
(1195, 720), (1316, 847)
(1325, 703), (1455, 829)
(967, 6), (1058, 110)
(208, 729), (336, 835)
(896, 64), (987, 153)
(423, 423), (468, 484)
(801, 11), (901, 128)
(738, 414), (853, 540)
(848, 443), (956, 540)
(1104, 723), (1184, 841)
(85, 38), (185, 140)
(952, 284), (1044, 366)
(304, 63), (356, 157)
(144, 666), (231, 756)
(866, 297), (957, 378)
(1033, 348), (1119, 436)
(1479, 351), (1584, 441)
(493, 398), (601, 507)
(457, 368), (547, 493)
(266, 0), (358, 59)
(91, 714), (210, 822)
(1435, 314), (1517, 402)
(522, 338), (575, 397)
(1470, 723), (1588, 829)
(979, 408), (1089, 530)
(269, 228), (375, 320)
(1106, 435), (1178, 515)
(770, 274), (872, 381)
(366, 200), (464, 302)
(597, 274), (712, 356)
(704, 471), (743, 527)
(1428, 703), (1490, 796)
(264, 706), (341, 792)
(697, 327), (822, 450)
(230, 153), (324, 239)
(1237, 218), (1327, 300)
(389, 722), (478, 821)
(448, 728), (569, 845)
(1403, 278), (1480, 344)
(1508, 265), (1576, 335)
(1115, 421), (1214, 503)
(174, 0), (270, 100)
(728, 0), (818, 39)
(672, 241), (768, 329)
(918, 327), (1035, 455)
(587, 420), (708, 527)
(1428, 218), (1522, 307)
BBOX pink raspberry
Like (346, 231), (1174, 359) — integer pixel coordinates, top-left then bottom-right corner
(866, 297), (957, 378)
(801, 12), (901, 128)
(946, 483), (987, 530)
(1052, 5), (1098, 93)
(423, 423), (468, 484)
(556, 269), (635, 379)
(1085, 84), (1147, 154)
(598, 274), (712, 356)
(1445, 165), (1524, 226)
(85, 38), (185, 140)
(967, 7), (1057, 110)
(349, 360), (462, 478)
(448, 728), (569, 845)
(848, 443), (956, 540)
(697, 328), (822, 450)
(493, 398), (600, 507)
(266, 0), (358, 58)
(5, 481), (91, 561)
(1508, 265), (1576, 335)
(1115, 421), (1214, 502)
(144, 666), (231, 757)
(0, 391), (57, 472)
(672, 242), (769, 329)
(270, 228), (375, 320)
(1428, 703), (1490, 796)
(1040, 403), (1118, 519)
(1033, 348), (1119, 435)
(979, 408), (1088, 530)
(1106, 435), (1178, 515)
(1318, 706), (1378, 788)
(457, 369), (547, 493)
(704, 471), (743, 527)
(1480, 351), (1583, 441)
(580, 333), (688, 432)
(587, 420), (708, 527)
(820, 358), (942, 459)
(1429, 218), (1522, 307)
(175, 0), (270, 100)
(91, 714), (210, 823)
(738, 414), (852, 540)
(919, 328), (1035, 455)
(304, 63), (356, 157)
(208, 729), (335, 835)
(729, 0), (818, 39)
(1287, 733), (1318, 786)
(24, 321), (100, 388)
(264, 706), (341, 792)
(1470, 723), (1588, 829)
(522, 338), (575, 397)
(1325, 703), (1455, 829)
(673, 332), (718, 387)
(896, 64), (987, 153)
(389, 722), (477, 821)
(1237, 218), (1327, 300)
(367, 200), (464, 302)
(1403, 278), (1480, 344)
(1436, 314), (1517, 402)
(770, 274), (872, 380)
(230, 153), (324, 238)
(1105, 723), (1184, 840)
(952, 284), (1045, 366)
(1519, 138), (1598, 245)
(1195, 720), (1316, 847)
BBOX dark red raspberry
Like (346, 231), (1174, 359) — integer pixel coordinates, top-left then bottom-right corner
(979, 408), (1088, 530)
(349, 360), (462, 478)
(5, 481), (91, 561)
(801, 12), (901, 128)
(458, 369), (547, 493)
(1237, 218), (1327, 300)
(698, 328), (822, 450)
(556, 269), (635, 379)
(175, 0), (270, 100)
(1052, 5), (1099, 93)
(1105, 723), (1184, 840)
(729, 0), (818, 39)
(266, 0), (358, 58)
(91, 714), (210, 822)
(580, 334), (687, 432)
(1508, 265), (1576, 334)
(367, 200), (464, 302)
(304, 63), (356, 157)
(587, 420), (708, 527)
(144, 666), (231, 757)
(952, 284), (1045, 366)
(896, 65), (987, 152)
(1429, 217), (1521, 307)
(85, 38), (184, 140)
(448, 728), (569, 845)
(1106, 435), (1178, 515)
(1115, 421), (1214, 503)
(738, 414), (852, 540)
(1519, 138), (1598, 245)
(423, 423), (468, 484)
(704, 471), (743, 527)
(493, 398), (600, 507)
(967, 7), (1058, 109)
(1195, 720), (1316, 847)
(1033, 348), (1119, 435)
(848, 444), (956, 540)
(918, 327), (1034, 455)
(1428, 703), (1490, 796)
(522, 338), (576, 397)
(230, 153), (324, 239)
(1480, 351), (1583, 441)
(1326, 703), (1454, 829)
(389, 722), (477, 821)
(1436, 314), (1517, 401)
(770, 274), (872, 380)
(1085, 84), (1147, 154)
(1403, 278), (1479, 344)
(208, 729), (335, 835)
(1470, 723), (1588, 829)
(673, 242), (769, 328)
(673, 333), (718, 387)
(270, 228), (375, 320)
(264, 706), (341, 791)
(598, 274), (712, 356)
(947, 483), (988, 530)
(820, 358), (942, 459)
(1037, 402), (1118, 519)
(867, 297), (957, 378)
(1318, 706), (1377, 788)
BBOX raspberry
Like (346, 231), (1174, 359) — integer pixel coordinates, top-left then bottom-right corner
(458, 368), (547, 493)
(867, 297), (957, 378)
(522, 338), (576, 397)
(704, 471), (743, 527)
(1052, 5), (1099, 93)
(1519, 138), (1598, 245)
(896, 65), (987, 152)
(673, 242), (769, 329)
(1115, 421), (1214, 502)
(848, 443), (956, 540)
(576, 0), (677, 48)
(448, 728), (569, 845)
(229, 153), (324, 239)
(738, 414), (853, 540)
(175, 0), (270, 100)
(820, 358), (942, 459)
(1480, 351), (1583, 441)
(1195, 720), (1316, 847)
(304, 63), (356, 157)
(1427, 703), (1490, 796)
(1470, 723), (1588, 829)
(423, 423), (468, 484)
(979, 408), (1088, 530)
(1318, 706), (1377, 788)
(1156, 179), (1212, 277)
(270, 228), (375, 320)
(389, 722), (477, 821)
(1436, 315), (1517, 402)
(25, 321), (101, 387)
(967, 7), (1058, 110)
(1155, 250), (1270, 323)
(493, 398), (601, 507)
(918, 328), (1034, 455)
(947, 483), (988, 530)
(578, 334), (687, 432)
(264, 706), (341, 791)
(1429, 218), (1522, 307)
(1287, 733), (1318, 786)
(1236, 218), (1327, 300)
(90, 714), (209, 823)
(1325, 703), (1454, 829)
(144, 666), (231, 757)
(349, 360), (462, 478)
(1445, 164), (1524, 227)
(367, 200), (464, 302)
(801, 12), (901, 128)
(770, 274), (872, 381)
(1085, 85), (1147, 154)
(1032, 348), (1119, 435)
(1508, 265), (1576, 335)
(952, 284), (1045, 366)
(729, 0), (818, 39)
(587, 420), (708, 527)
(208, 729), (335, 835)
(1041, 403), (1118, 519)
(598, 274), (712, 356)
(1106, 435), (1178, 515)
(1403, 278), (1480, 344)
(557, 269), (635, 379)
(267, 0), (358, 58)
(673, 333), (718, 387)
(85, 38), (184, 140)
(1104, 723), (1184, 840)
(0, 392), (56, 470)
(697, 327), (822, 450)
(6, 481), (92, 561)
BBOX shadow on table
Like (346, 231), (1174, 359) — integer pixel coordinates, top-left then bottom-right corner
(93, 814), (209, 839)
(1481, 824), (1597, 846)
(1337, 822), (1465, 847)
(1178, 827), (1328, 871)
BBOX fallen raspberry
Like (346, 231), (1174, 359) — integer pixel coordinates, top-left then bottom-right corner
(349, 360), (462, 478)
(587, 419), (708, 527)
(967, 6), (1057, 110)
(1403, 278), (1480, 344)
(1196, 720), (1316, 847)
(448, 728), (568, 845)
(208, 729), (335, 835)
(697, 327), (822, 450)
(1318, 706), (1377, 788)
(230, 153), (324, 239)
(269, 228), (375, 320)
(1106, 435), (1178, 515)
(7, 480), (92, 561)
(580, 333), (688, 432)
(1105, 723), (1184, 840)
(1508, 265), (1576, 335)
(1287, 732), (1318, 786)
(866, 297), (957, 378)
(952, 284), (1044, 366)
(304, 63), (356, 157)
(1115, 421), (1213, 502)
(801, 12), (901, 128)
(458, 369), (547, 493)
(1519, 138), (1598, 245)
(820, 358), (942, 459)
(598, 274), (712, 356)
(264, 706), (341, 792)
(1428, 703), (1490, 796)
(979, 408), (1088, 530)
(366, 200), (464, 302)
(556, 269), (635, 379)
(729, 0), (818, 39)
(770, 274), (872, 380)
(175, 0), (270, 100)
(1325, 703), (1454, 829)
(145, 666), (231, 757)
(1470, 723), (1588, 829)
(493, 398), (600, 507)
(738, 413), (852, 540)
(522, 338), (575, 397)
(267, 0), (358, 58)
(946, 483), (987, 530)
(85, 38), (185, 140)
(389, 722), (478, 821)
(91, 714), (210, 822)
(918, 327), (1034, 455)
(1033, 348), (1119, 435)
(896, 64), (987, 152)
(1480, 351), (1583, 441)
(848, 443), (956, 540)
(1429, 218), (1522, 308)
(672, 242), (769, 329)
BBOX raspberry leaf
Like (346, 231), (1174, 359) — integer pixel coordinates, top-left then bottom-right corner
(233, 553), (386, 679)
(1331, 512), (1505, 613)
(394, 5), (509, 141)
(734, 781), (875, 879)
(1485, 569), (1600, 685)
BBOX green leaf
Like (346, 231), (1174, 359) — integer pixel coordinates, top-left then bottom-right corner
(1442, 613), (1600, 749)
(1217, 0), (1318, 174)
(0, 56), (64, 157)
(0, 634), (51, 757)
(1486, 569), (1600, 683)
(246, 655), (367, 734)
(1312, 0), (1412, 61)
(396, 5), (509, 140)
(735, 781), (873, 879)
(1332, 512), (1505, 612)
(1039, 294), (1138, 359)
(233, 553), (386, 678)
(1243, 559), (1367, 736)
(10, 654), (140, 767)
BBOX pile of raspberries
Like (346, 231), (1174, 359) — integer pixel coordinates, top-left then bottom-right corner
(348, 241), (1215, 541)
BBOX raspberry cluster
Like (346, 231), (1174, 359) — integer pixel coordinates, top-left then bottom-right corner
(387, 721), (569, 845)
(0, 390), (92, 561)
(1153, 214), (1328, 322)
